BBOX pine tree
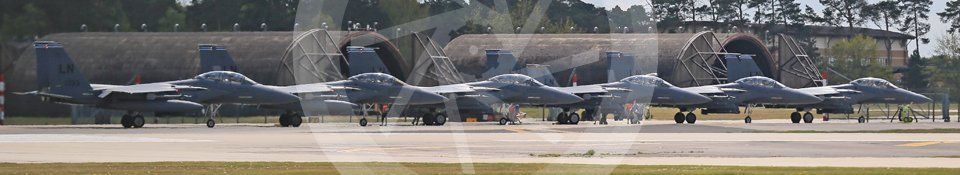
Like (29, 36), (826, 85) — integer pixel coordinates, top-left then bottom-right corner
(938, 0), (960, 34)
(902, 50), (929, 91)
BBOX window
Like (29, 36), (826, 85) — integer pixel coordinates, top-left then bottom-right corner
(348, 73), (405, 86)
(489, 74), (544, 86)
(735, 77), (785, 88)
(851, 78), (897, 89)
(196, 71), (258, 85)
(621, 75), (674, 87)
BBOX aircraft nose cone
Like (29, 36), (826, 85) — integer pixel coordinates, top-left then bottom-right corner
(911, 92), (933, 103)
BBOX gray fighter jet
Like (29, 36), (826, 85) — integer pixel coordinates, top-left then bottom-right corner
(412, 74), (583, 125)
(549, 75), (713, 125)
(675, 76), (824, 124)
(197, 45), (448, 127)
(22, 41), (301, 128)
(778, 77), (932, 123)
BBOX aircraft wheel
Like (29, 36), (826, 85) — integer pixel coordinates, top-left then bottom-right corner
(802, 112), (814, 123)
(206, 119), (216, 128)
(499, 118), (509, 125)
(685, 113), (697, 124)
(359, 118), (368, 127)
(673, 112), (684, 124)
(790, 112), (801, 123)
(279, 114), (290, 127)
(858, 116), (866, 123)
(614, 113), (623, 121)
(422, 113), (435, 125)
(434, 113), (448, 126)
(556, 113), (568, 124)
(132, 115), (145, 128)
(745, 116), (752, 123)
(121, 115), (133, 128)
(290, 114), (302, 127)
(568, 113), (580, 124)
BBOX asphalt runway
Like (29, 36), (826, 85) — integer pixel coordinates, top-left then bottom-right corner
(2, 119), (960, 168)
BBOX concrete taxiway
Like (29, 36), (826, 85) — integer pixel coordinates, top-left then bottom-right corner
(1, 119), (960, 168)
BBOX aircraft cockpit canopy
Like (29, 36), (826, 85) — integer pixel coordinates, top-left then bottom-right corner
(489, 74), (544, 86)
(735, 76), (785, 88)
(349, 73), (406, 86)
(851, 77), (898, 89)
(620, 75), (674, 87)
(196, 71), (259, 85)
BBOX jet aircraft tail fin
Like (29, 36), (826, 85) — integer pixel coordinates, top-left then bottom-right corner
(346, 46), (389, 76)
(34, 41), (93, 95)
(605, 51), (636, 83)
(725, 54), (764, 82)
(198, 44), (239, 73)
(480, 49), (521, 80)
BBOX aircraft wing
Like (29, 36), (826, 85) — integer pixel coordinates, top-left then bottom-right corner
(96, 83), (203, 94)
(557, 85), (607, 94)
(422, 84), (477, 94)
(94, 83), (206, 98)
(13, 91), (74, 99)
(682, 86), (725, 94)
(799, 86), (841, 96)
(90, 84), (122, 90)
(274, 84), (338, 94)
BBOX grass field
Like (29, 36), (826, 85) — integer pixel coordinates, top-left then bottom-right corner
(779, 128), (960, 133)
(0, 162), (958, 174)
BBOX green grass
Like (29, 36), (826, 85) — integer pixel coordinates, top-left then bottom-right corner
(0, 162), (958, 174)
(779, 128), (960, 133)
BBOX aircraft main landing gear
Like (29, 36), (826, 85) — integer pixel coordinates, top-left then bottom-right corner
(685, 113), (697, 124)
(802, 112), (814, 123)
(555, 111), (580, 125)
(790, 112), (801, 123)
(433, 113), (448, 126)
(279, 112), (303, 127)
(121, 112), (145, 128)
(674, 112), (684, 124)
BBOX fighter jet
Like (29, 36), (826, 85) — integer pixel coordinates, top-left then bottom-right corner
(674, 76), (823, 123)
(197, 45), (448, 127)
(412, 74), (584, 125)
(21, 41), (205, 128)
(548, 75), (713, 125)
(778, 77), (932, 123)
(21, 41), (303, 128)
